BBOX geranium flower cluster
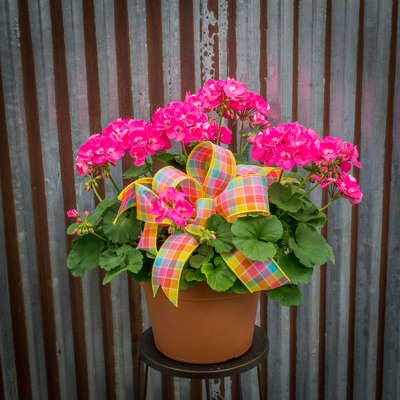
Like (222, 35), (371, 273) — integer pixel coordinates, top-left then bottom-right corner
(150, 187), (195, 228)
(188, 77), (270, 126)
(251, 121), (363, 205)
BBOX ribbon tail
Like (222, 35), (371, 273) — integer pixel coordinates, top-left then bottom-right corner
(222, 249), (291, 292)
(137, 222), (158, 256)
(152, 232), (199, 306)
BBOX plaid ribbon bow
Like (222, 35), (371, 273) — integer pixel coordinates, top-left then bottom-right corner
(115, 142), (290, 305)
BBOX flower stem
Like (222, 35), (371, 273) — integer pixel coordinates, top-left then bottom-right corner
(299, 180), (320, 199)
(319, 199), (334, 212)
(181, 141), (189, 158)
(240, 142), (249, 155)
(108, 173), (121, 193)
(145, 158), (154, 177)
(289, 172), (312, 198)
(239, 120), (245, 153)
(216, 115), (223, 146)
(90, 231), (107, 242)
(278, 169), (284, 183)
(92, 186), (103, 202)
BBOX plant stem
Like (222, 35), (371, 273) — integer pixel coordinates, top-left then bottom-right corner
(92, 186), (103, 202)
(108, 173), (121, 193)
(319, 199), (334, 212)
(145, 158), (154, 177)
(240, 142), (249, 155)
(289, 171), (312, 198)
(278, 169), (284, 183)
(181, 141), (189, 158)
(239, 120), (245, 153)
(90, 231), (107, 242)
(216, 114), (224, 146)
(299, 180), (320, 199)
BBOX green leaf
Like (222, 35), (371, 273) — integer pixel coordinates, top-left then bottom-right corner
(289, 201), (327, 229)
(201, 257), (236, 291)
(183, 268), (206, 283)
(288, 223), (335, 268)
(275, 253), (313, 285)
(99, 248), (125, 271)
(123, 164), (150, 179)
(268, 182), (303, 212)
(231, 215), (283, 262)
(283, 172), (303, 182)
(266, 284), (303, 306)
(189, 244), (214, 268)
(70, 235), (105, 270)
(124, 248), (143, 273)
(224, 278), (249, 294)
(102, 266), (128, 284)
(233, 153), (259, 165)
(205, 214), (234, 253)
(153, 153), (187, 169)
(102, 203), (143, 244)
(92, 197), (120, 224)
(67, 222), (80, 235)
(66, 251), (85, 277)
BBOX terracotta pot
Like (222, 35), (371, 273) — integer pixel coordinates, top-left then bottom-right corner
(141, 281), (260, 364)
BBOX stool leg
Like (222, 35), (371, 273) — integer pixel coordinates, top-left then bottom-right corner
(143, 364), (149, 400)
(257, 364), (262, 400)
(136, 356), (141, 400)
(237, 374), (243, 400)
(205, 379), (211, 400)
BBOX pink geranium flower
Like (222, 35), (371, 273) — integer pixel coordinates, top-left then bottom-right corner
(167, 199), (195, 226)
(129, 146), (147, 166)
(274, 145), (296, 170)
(223, 78), (247, 101)
(105, 139), (125, 164)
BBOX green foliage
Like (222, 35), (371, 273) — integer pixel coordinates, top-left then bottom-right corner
(231, 215), (283, 261)
(66, 251), (85, 277)
(153, 153), (187, 170)
(224, 278), (249, 294)
(283, 172), (304, 182)
(266, 284), (303, 306)
(69, 235), (105, 270)
(189, 244), (214, 268)
(67, 222), (80, 235)
(288, 200), (327, 230)
(123, 164), (150, 179)
(102, 247), (143, 284)
(205, 214), (234, 253)
(275, 253), (313, 285)
(233, 153), (259, 165)
(99, 248), (126, 271)
(268, 182), (303, 212)
(102, 203), (143, 244)
(92, 197), (120, 224)
(201, 257), (236, 291)
(288, 223), (335, 268)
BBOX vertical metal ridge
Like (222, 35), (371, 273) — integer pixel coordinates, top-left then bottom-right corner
(318, 0), (332, 399)
(209, 0), (219, 80)
(346, 0), (365, 398)
(259, 0), (267, 99)
(375, 0), (398, 398)
(190, 379), (203, 399)
(18, 0), (61, 397)
(0, 62), (32, 400)
(227, 0), (237, 152)
(146, 0), (165, 114)
(49, 0), (89, 397)
(114, 1), (143, 396)
(82, 1), (117, 399)
(179, 0), (195, 97)
(289, 2), (299, 400)
(259, 2), (268, 397)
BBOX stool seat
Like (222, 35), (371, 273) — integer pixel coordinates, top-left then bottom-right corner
(136, 325), (268, 399)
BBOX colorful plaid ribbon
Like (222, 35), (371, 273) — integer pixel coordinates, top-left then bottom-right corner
(115, 142), (291, 305)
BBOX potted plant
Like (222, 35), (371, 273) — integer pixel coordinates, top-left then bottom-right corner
(66, 78), (362, 364)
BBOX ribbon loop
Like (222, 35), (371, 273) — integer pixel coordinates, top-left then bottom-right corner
(187, 141), (236, 198)
(214, 175), (270, 223)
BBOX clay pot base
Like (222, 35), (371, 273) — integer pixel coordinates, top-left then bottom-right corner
(141, 282), (260, 364)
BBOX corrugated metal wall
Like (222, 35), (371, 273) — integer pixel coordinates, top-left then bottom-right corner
(0, 0), (399, 398)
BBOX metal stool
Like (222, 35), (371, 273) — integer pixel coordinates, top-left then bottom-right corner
(136, 325), (268, 399)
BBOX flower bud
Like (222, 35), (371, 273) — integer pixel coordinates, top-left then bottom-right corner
(85, 210), (89, 218)
(247, 136), (255, 144)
